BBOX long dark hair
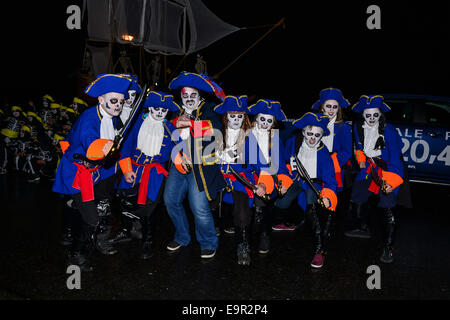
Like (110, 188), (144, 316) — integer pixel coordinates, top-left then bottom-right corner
(219, 112), (252, 153)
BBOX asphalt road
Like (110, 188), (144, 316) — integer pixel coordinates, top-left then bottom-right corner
(0, 172), (449, 306)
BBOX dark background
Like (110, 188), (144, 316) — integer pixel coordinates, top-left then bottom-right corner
(1, 1), (449, 118)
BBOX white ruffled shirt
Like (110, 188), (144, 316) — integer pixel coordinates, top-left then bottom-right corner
(222, 128), (240, 163)
(297, 141), (318, 179)
(321, 115), (336, 152)
(252, 126), (270, 163)
(363, 122), (382, 158)
(99, 105), (115, 140)
(137, 115), (164, 157)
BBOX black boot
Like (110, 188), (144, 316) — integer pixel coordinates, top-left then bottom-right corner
(89, 225), (118, 255)
(107, 213), (133, 244)
(141, 216), (153, 260)
(60, 226), (73, 246)
(306, 204), (325, 268)
(380, 207), (395, 263)
(67, 218), (94, 272)
(96, 199), (112, 240)
(344, 202), (371, 238)
(235, 226), (251, 266)
(257, 206), (272, 254)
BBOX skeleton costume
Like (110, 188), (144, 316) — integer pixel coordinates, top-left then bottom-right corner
(214, 96), (268, 265)
(109, 92), (180, 259)
(278, 112), (338, 269)
(163, 71), (226, 259)
(52, 73), (133, 271)
(345, 95), (404, 264)
(247, 99), (292, 255)
(0, 106), (26, 173)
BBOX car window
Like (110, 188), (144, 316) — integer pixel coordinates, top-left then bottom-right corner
(384, 99), (414, 123)
(423, 101), (450, 126)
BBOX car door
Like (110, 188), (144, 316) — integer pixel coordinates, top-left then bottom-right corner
(385, 97), (450, 185)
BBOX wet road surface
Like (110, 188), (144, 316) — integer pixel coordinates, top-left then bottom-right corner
(0, 172), (449, 303)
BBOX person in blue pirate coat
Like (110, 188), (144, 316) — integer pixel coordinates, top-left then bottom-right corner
(276, 112), (338, 269)
(246, 99), (292, 255)
(344, 95), (404, 264)
(105, 73), (144, 243)
(214, 95), (268, 265)
(109, 91), (180, 259)
(52, 73), (133, 271)
(163, 71), (226, 259)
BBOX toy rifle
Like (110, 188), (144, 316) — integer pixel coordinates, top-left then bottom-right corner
(74, 84), (149, 166)
(294, 153), (328, 209)
(228, 165), (270, 201)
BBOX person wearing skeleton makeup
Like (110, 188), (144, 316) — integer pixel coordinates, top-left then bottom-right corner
(52, 74), (134, 271)
(247, 99), (292, 255)
(213, 96), (268, 265)
(163, 71), (226, 259)
(109, 92), (180, 259)
(277, 112), (338, 269)
(1, 106), (26, 174)
(345, 95), (404, 264)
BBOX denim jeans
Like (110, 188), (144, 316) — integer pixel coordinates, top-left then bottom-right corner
(274, 180), (317, 209)
(163, 165), (218, 250)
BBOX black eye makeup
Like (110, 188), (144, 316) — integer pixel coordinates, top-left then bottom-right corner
(325, 104), (338, 109)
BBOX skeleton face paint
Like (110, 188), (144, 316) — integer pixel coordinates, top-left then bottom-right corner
(149, 107), (168, 121)
(322, 99), (339, 119)
(363, 107), (381, 127)
(181, 87), (201, 113)
(99, 92), (125, 117)
(124, 90), (137, 108)
(227, 112), (245, 130)
(302, 125), (323, 148)
(256, 113), (274, 131)
(42, 99), (49, 108)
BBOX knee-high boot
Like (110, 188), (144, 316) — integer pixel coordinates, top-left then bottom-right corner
(380, 207), (395, 263)
(141, 216), (153, 260)
(306, 204), (325, 268)
(235, 226), (251, 266)
(257, 206), (272, 254)
(344, 202), (371, 238)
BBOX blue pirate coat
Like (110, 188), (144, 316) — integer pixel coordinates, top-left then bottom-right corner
(353, 122), (404, 194)
(52, 105), (121, 196)
(284, 135), (338, 211)
(117, 112), (177, 202)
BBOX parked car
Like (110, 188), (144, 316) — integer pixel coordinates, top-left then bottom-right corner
(382, 94), (450, 185)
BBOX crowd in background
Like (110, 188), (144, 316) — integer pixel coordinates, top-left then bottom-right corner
(0, 94), (89, 182)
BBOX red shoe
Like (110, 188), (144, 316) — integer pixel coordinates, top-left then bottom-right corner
(272, 223), (296, 231)
(311, 253), (324, 268)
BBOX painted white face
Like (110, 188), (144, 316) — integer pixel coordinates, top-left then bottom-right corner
(149, 106), (168, 121)
(181, 87), (201, 112)
(303, 125), (323, 148)
(42, 99), (49, 108)
(99, 92), (125, 117)
(322, 99), (339, 119)
(124, 90), (137, 108)
(227, 112), (245, 130)
(363, 107), (381, 127)
(256, 113), (274, 131)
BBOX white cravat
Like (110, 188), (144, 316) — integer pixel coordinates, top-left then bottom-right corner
(222, 128), (240, 163)
(120, 106), (132, 125)
(297, 141), (318, 179)
(137, 115), (164, 157)
(99, 105), (115, 140)
(322, 115), (336, 152)
(252, 126), (270, 163)
(363, 122), (382, 158)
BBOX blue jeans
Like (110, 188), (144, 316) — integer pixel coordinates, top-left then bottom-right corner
(274, 180), (317, 209)
(163, 165), (218, 250)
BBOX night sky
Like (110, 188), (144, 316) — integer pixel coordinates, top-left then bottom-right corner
(2, 1), (450, 117)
